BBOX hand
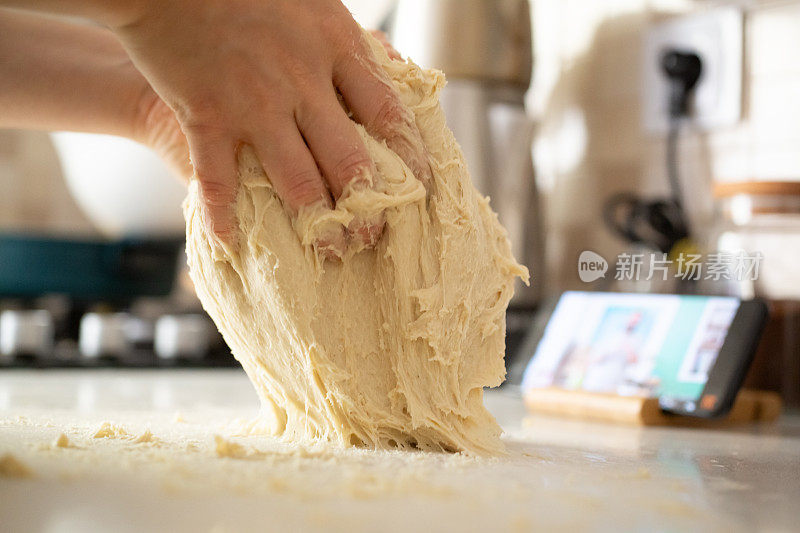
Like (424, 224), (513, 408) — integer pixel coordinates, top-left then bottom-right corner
(112, 0), (431, 254)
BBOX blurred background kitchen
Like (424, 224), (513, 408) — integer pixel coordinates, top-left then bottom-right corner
(1, 0), (798, 406)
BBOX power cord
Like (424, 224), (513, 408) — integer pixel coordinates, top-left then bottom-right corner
(603, 49), (702, 255)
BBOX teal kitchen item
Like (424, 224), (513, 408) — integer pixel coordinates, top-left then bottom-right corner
(0, 233), (182, 301)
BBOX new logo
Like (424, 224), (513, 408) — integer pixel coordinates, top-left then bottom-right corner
(578, 250), (608, 282)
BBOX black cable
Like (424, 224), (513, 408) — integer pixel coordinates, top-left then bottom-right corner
(601, 124), (690, 254)
(666, 118), (684, 213)
(602, 192), (688, 254)
(602, 49), (700, 254)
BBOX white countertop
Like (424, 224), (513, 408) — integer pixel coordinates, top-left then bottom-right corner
(1, 369), (798, 532)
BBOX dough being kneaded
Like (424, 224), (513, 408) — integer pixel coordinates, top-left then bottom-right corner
(184, 34), (528, 455)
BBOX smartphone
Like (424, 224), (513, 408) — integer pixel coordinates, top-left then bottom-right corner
(521, 291), (769, 418)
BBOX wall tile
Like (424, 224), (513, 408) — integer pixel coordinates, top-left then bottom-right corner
(748, 2), (800, 76)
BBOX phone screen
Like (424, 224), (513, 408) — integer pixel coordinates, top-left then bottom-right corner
(521, 291), (741, 405)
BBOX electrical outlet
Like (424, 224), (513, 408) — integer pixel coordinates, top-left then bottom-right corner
(642, 7), (743, 134)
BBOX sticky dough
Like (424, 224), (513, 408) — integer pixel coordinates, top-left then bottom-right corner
(184, 34), (528, 455)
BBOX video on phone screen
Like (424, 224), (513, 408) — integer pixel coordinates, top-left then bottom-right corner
(522, 292), (740, 400)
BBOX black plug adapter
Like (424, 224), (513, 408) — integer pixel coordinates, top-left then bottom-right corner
(661, 49), (703, 118)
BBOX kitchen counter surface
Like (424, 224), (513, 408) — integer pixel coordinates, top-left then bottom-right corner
(1, 369), (798, 532)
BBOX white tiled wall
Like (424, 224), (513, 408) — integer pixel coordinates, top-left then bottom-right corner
(530, 0), (800, 293)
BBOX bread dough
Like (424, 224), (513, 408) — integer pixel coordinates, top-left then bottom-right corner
(54, 433), (71, 448)
(0, 453), (33, 478)
(214, 435), (249, 459)
(184, 34), (528, 455)
(93, 422), (129, 439)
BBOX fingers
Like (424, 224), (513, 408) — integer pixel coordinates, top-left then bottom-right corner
(253, 120), (346, 260)
(184, 127), (239, 244)
(187, 108), (381, 259)
(255, 123), (330, 214)
(334, 41), (432, 186)
(295, 93), (384, 248)
(296, 95), (373, 198)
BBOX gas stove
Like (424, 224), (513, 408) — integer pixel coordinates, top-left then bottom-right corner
(0, 297), (236, 369)
(0, 234), (237, 368)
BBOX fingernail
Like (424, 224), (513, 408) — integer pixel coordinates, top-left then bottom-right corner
(417, 157), (433, 185)
(348, 212), (385, 251)
(202, 206), (238, 250)
(411, 135), (433, 185)
(386, 130), (432, 186)
(214, 228), (238, 249)
(314, 222), (347, 262)
(346, 165), (376, 193)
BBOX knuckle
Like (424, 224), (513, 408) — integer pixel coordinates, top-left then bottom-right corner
(281, 56), (316, 90)
(331, 149), (371, 187)
(198, 178), (237, 207)
(318, 12), (354, 45)
(283, 169), (325, 206)
(369, 97), (410, 139)
(176, 96), (226, 131)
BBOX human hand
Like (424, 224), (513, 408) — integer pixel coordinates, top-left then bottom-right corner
(112, 0), (431, 255)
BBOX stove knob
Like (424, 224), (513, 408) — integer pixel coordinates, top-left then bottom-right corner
(79, 313), (130, 359)
(154, 314), (211, 360)
(0, 310), (54, 358)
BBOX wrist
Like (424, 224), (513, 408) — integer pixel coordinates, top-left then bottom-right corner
(100, 49), (157, 142)
(90, 0), (151, 29)
(0, 0), (152, 28)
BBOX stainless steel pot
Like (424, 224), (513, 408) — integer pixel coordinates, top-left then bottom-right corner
(387, 0), (532, 88)
(386, 0), (541, 306)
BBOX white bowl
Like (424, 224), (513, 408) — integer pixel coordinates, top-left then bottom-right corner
(50, 132), (186, 238)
